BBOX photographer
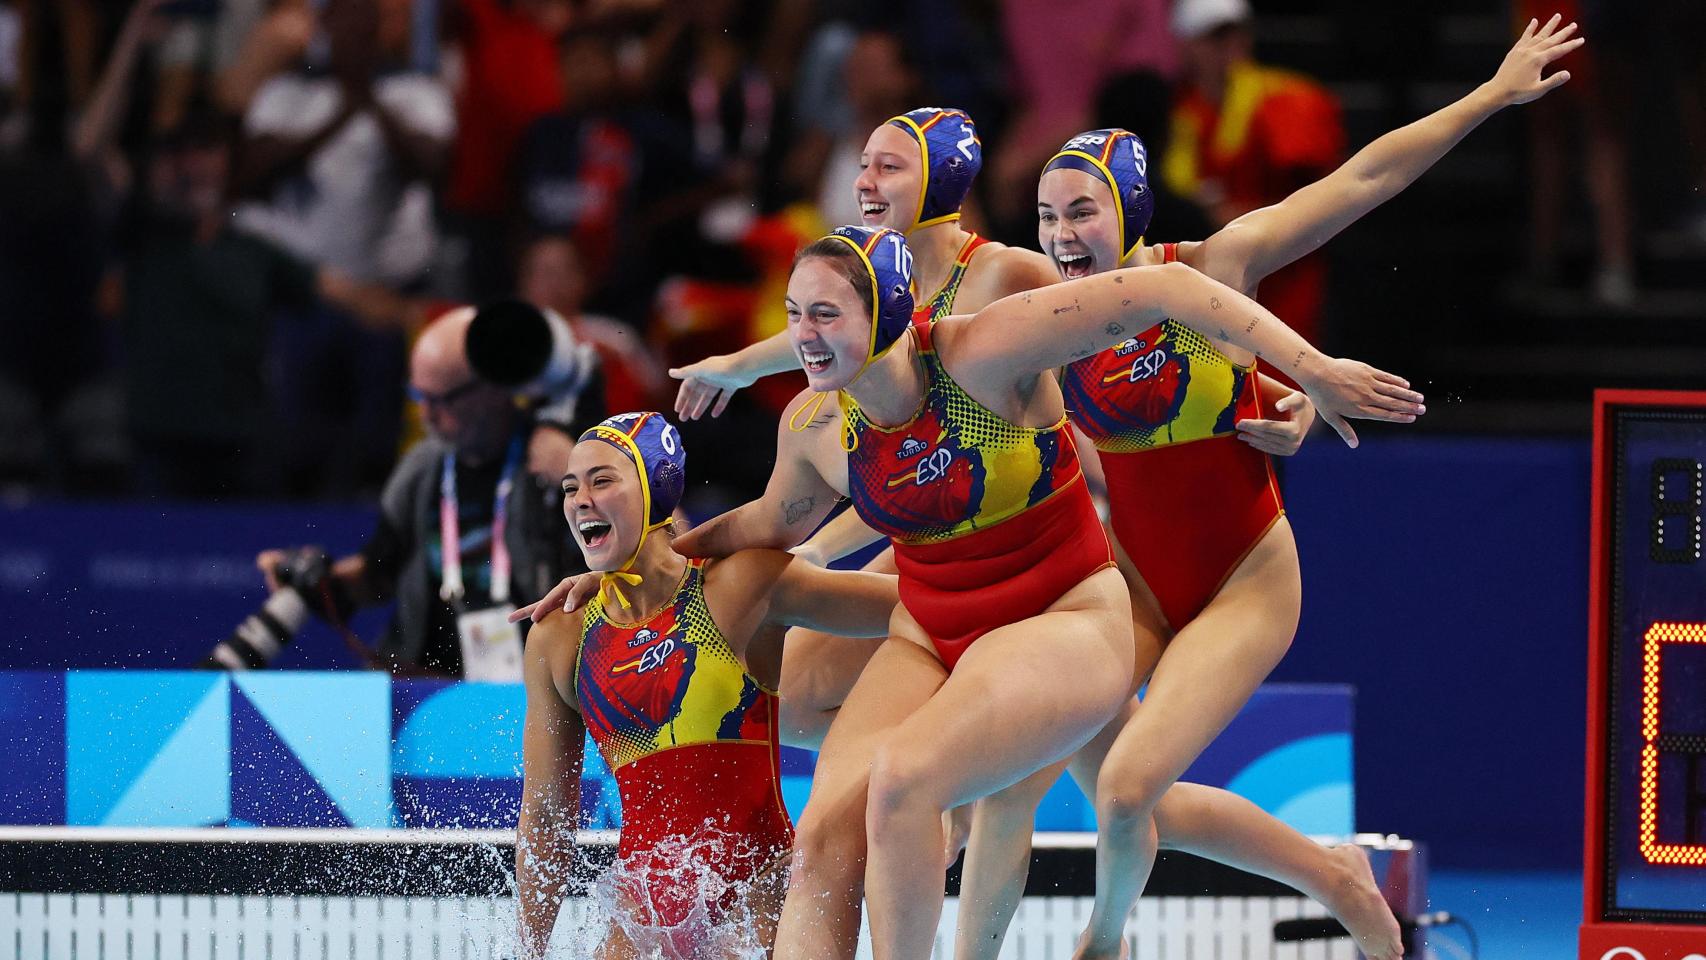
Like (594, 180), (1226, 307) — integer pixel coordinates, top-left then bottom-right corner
(209, 303), (604, 679)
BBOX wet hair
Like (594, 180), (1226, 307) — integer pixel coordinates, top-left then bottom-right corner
(792, 238), (876, 319)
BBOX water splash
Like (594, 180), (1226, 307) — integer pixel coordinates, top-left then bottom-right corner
(489, 828), (781, 959)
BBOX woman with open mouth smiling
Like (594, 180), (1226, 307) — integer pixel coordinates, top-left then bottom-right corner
(954, 19), (1582, 960)
(512, 412), (900, 959)
(663, 223), (1420, 958)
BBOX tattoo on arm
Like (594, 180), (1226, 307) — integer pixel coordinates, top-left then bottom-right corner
(1217, 328), (1231, 343)
(1052, 299), (1083, 315)
(1104, 322), (1124, 336)
(1209, 296), (1223, 310)
(1291, 350), (1307, 369)
(1113, 275), (1123, 284)
(1244, 317), (1259, 334)
(782, 496), (817, 526)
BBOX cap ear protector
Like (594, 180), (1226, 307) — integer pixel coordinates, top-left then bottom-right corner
(1043, 128), (1155, 261)
(578, 412), (686, 606)
(824, 225), (916, 366)
(885, 107), (982, 232)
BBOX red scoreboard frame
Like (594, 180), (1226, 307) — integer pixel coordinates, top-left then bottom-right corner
(1582, 389), (1706, 959)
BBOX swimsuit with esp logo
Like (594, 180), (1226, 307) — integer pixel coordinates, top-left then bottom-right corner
(1060, 243), (1285, 630)
(911, 233), (989, 327)
(841, 320), (1113, 670)
(575, 558), (791, 928)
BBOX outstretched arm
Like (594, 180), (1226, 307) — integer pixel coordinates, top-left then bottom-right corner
(768, 561), (898, 638)
(672, 393), (842, 557)
(1198, 15), (1583, 288)
(515, 627), (584, 960)
(969, 262), (1423, 446)
(672, 332), (799, 420)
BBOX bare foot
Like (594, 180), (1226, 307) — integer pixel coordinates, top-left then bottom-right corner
(1071, 930), (1130, 960)
(1321, 844), (1403, 960)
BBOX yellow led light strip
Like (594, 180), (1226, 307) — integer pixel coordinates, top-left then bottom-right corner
(1638, 620), (1706, 866)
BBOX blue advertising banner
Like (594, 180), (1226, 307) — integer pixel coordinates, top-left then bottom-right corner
(0, 672), (1352, 835)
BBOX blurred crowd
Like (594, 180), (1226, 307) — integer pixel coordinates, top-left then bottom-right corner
(0, 0), (1699, 505)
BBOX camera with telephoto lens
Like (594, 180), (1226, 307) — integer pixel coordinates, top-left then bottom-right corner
(197, 547), (351, 670)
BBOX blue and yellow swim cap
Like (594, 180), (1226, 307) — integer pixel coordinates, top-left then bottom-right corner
(1043, 129), (1155, 261)
(579, 412), (687, 604)
(824, 225), (916, 365)
(886, 108), (982, 231)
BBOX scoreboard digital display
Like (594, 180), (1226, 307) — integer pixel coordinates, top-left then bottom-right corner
(1583, 390), (1706, 960)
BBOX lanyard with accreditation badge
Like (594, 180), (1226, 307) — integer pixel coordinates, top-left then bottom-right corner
(437, 435), (526, 682)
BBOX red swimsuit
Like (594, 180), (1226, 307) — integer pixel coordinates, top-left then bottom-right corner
(1060, 243), (1285, 630)
(841, 321), (1114, 670)
(575, 560), (791, 934)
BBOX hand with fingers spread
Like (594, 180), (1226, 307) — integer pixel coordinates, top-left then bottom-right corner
(671, 355), (756, 420)
(1235, 389), (1316, 457)
(1489, 14), (1585, 106)
(1301, 359), (1425, 449)
(507, 572), (603, 624)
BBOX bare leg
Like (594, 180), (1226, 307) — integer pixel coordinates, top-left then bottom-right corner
(777, 549), (895, 749)
(954, 523), (1399, 960)
(864, 567), (1134, 958)
(1076, 521), (1301, 960)
(772, 635), (947, 958)
(1579, 63), (1635, 297)
(953, 759), (1069, 960)
(1151, 784), (1399, 957)
(719, 852), (789, 959)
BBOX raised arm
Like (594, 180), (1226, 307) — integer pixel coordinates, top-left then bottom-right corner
(671, 393), (842, 558)
(671, 331), (799, 420)
(970, 262), (1423, 446)
(767, 562), (899, 638)
(71, 0), (164, 168)
(515, 624), (585, 960)
(1197, 16), (1583, 288)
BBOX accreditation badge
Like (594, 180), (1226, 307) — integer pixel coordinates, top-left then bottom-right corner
(456, 606), (524, 682)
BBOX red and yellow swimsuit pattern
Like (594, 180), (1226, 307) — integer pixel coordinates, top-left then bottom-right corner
(911, 233), (989, 327)
(574, 559), (791, 927)
(841, 320), (1114, 671)
(1059, 243), (1284, 630)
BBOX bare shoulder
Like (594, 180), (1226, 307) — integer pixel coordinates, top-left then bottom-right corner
(781, 387), (842, 435)
(963, 244), (1057, 310)
(525, 604), (588, 706)
(1175, 232), (1253, 290)
(779, 386), (844, 465)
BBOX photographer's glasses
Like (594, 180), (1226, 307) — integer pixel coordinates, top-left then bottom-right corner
(408, 379), (482, 408)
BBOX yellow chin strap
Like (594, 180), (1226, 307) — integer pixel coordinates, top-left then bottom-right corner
(584, 425), (675, 611)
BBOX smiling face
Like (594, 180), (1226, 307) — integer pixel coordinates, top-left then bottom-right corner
(562, 440), (647, 572)
(853, 123), (923, 231)
(785, 255), (874, 392)
(1037, 167), (1124, 281)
